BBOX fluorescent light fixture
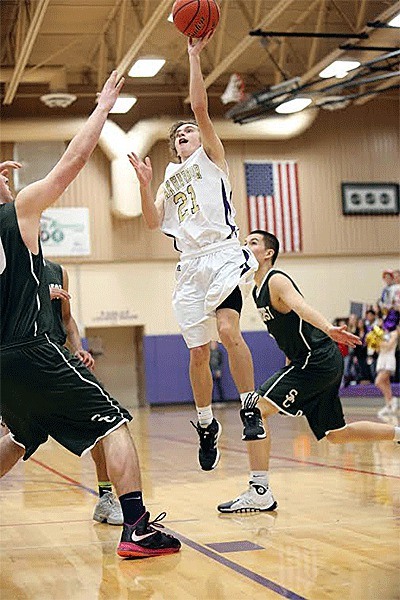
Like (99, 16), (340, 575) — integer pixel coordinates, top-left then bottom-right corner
(275, 97), (312, 114)
(388, 13), (400, 27)
(128, 59), (165, 78)
(167, 12), (173, 22)
(319, 60), (360, 79)
(109, 95), (137, 114)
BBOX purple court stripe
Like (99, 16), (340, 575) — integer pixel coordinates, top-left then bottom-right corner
(164, 529), (307, 600)
(155, 435), (400, 480)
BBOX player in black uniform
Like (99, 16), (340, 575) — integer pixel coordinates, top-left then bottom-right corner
(218, 230), (400, 513)
(0, 73), (181, 558)
(45, 259), (123, 525)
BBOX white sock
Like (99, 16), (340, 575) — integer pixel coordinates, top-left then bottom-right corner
(240, 391), (258, 409)
(393, 426), (400, 442)
(196, 405), (213, 427)
(250, 471), (269, 487)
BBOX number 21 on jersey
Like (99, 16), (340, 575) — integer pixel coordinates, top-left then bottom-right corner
(173, 185), (199, 223)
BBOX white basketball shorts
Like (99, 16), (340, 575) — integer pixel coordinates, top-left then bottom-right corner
(172, 239), (257, 349)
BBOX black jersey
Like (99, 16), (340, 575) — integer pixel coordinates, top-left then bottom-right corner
(253, 268), (334, 366)
(45, 260), (67, 346)
(0, 202), (52, 346)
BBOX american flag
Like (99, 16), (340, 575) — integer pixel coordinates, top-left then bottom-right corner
(244, 161), (302, 253)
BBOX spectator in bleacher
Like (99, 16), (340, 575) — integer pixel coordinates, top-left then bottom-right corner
(365, 316), (384, 382)
(378, 269), (394, 314)
(337, 319), (350, 387)
(375, 324), (399, 420)
(364, 308), (378, 331)
(353, 318), (371, 384)
(390, 269), (400, 311)
(343, 314), (359, 386)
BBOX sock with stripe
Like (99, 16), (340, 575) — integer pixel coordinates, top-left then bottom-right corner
(240, 391), (259, 409)
(98, 481), (112, 498)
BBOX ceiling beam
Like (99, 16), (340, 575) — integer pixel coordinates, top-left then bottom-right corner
(89, 0), (123, 67)
(354, 74), (400, 105)
(116, 0), (172, 77)
(3, 0), (50, 105)
(184, 0), (297, 102)
(298, 0), (400, 88)
(307, 0), (326, 70)
(116, 0), (128, 64)
(214, 0), (230, 67)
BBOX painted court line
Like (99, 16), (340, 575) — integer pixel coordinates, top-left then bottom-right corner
(11, 458), (308, 600)
(163, 529), (307, 600)
(30, 457), (98, 495)
(156, 434), (400, 480)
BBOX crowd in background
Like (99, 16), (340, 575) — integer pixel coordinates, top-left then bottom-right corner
(336, 269), (400, 388)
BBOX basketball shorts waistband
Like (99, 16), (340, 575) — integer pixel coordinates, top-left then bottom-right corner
(0, 334), (48, 352)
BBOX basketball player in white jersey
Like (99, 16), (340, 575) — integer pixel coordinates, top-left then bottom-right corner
(128, 35), (277, 512)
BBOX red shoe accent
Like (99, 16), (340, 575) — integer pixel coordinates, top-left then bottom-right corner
(117, 542), (180, 558)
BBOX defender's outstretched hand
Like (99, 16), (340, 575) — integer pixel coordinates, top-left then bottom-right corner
(327, 325), (362, 349)
(97, 70), (125, 112)
(127, 152), (153, 187)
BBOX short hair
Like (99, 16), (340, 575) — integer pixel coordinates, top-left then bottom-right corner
(168, 120), (198, 161)
(250, 230), (280, 265)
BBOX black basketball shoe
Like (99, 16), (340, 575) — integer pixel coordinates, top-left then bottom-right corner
(190, 418), (222, 471)
(117, 511), (181, 558)
(240, 407), (266, 441)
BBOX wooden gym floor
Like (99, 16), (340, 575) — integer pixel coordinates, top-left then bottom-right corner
(0, 402), (399, 600)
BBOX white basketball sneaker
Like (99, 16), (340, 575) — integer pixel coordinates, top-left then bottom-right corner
(217, 482), (278, 513)
(377, 404), (395, 420)
(93, 491), (123, 525)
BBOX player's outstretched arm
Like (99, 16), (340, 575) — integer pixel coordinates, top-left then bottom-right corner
(127, 152), (164, 229)
(15, 71), (124, 245)
(187, 35), (225, 170)
(270, 274), (362, 348)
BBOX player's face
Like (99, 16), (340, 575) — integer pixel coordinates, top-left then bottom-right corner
(244, 233), (269, 266)
(0, 173), (14, 204)
(174, 124), (201, 161)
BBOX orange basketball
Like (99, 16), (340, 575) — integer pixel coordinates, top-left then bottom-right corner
(172, 0), (220, 39)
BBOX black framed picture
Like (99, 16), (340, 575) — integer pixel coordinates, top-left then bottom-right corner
(341, 182), (399, 215)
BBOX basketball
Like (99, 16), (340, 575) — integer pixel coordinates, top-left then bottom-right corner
(172, 0), (220, 38)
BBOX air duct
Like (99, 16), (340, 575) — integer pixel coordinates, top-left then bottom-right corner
(0, 110), (317, 218)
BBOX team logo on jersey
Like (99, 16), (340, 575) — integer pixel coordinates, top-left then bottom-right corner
(164, 164), (202, 199)
(258, 306), (274, 322)
(91, 414), (118, 423)
(282, 388), (298, 408)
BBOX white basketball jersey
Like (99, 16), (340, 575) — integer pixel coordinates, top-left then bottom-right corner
(161, 146), (238, 254)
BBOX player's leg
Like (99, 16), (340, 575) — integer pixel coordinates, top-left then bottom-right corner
(0, 432), (25, 478)
(189, 342), (222, 471)
(375, 369), (396, 419)
(216, 289), (266, 441)
(91, 440), (123, 525)
(326, 421), (400, 443)
(39, 338), (181, 558)
(217, 397), (278, 513)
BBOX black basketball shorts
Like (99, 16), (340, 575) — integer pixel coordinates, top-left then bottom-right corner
(257, 344), (346, 440)
(0, 335), (132, 460)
